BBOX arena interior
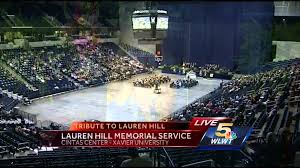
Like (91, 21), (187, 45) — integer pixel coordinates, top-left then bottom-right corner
(0, 1), (300, 167)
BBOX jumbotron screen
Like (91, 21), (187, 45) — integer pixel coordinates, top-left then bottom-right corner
(131, 9), (169, 41)
(156, 17), (168, 30)
(132, 17), (151, 30)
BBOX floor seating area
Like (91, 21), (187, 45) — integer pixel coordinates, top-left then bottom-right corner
(161, 63), (233, 80)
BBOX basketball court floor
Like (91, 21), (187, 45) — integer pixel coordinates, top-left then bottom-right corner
(19, 71), (223, 126)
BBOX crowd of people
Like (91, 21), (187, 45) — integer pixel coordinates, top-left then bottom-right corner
(161, 63), (232, 79)
(0, 43), (149, 98)
(120, 43), (156, 67)
(0, 42), (149, 98)
(1, 40), (300, 166)
(0, 107), (42, 156)
(169, 78), (198, 89)
(198, 64), (231, 78)
(133, 75), (171, 88)
(47, 43), (148, 86)
(168, 64), (292, 121)
(162, 63), (300, 166)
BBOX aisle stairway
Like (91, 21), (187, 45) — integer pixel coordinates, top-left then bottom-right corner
(165, 148), (214, 166)
(116, 43), (149, 68)
(0, 61), (36, 91)
(46, 63), (82, 89)
(0, 10), (13, 27)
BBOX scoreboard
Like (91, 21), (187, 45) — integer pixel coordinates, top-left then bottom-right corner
(132, 17), (151, 30)
(132, 10), (168, 41)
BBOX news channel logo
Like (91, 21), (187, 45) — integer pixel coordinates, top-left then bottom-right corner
(198, 123), (252, 150)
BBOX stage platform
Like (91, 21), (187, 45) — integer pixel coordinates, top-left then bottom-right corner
(19, 71), (224, 126)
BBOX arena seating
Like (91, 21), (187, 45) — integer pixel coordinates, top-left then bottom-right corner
(1, 39), (300, 166)
(2, 49), (76, 97)
(36, 4), (66, 25)
(0, 43), (148, 98)
(1, 2), (300, 166)
(256, 58), (300, 73)
(1, 11), (24, 27)
(17, 5), (52, 27)
(56, 43), (147, 86)
(161, 62), (300, 166)
(120, 43), (157, 67)
(0, 147), (135, 167)
(0, 15), (10, 28)
(164, 148), (216, 166)
(161, 63), (233, 80)
(164, 147), (255, 167)
(0, 94), (18, 111)
(0, 107), (40, 157)
(0, 66), (34, 99)
(102, 42), (128, 57)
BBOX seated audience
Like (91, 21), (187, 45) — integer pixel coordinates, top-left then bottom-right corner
(133, 75), (171, 88)
(121, 148), (153, 167)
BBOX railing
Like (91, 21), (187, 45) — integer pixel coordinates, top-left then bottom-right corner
(240, 150), (254, 163)
(182, 159), (215, 167)
(161, 87), (222, 121)
(36, 120), (69, 131)
(13, 108), (37, 124)
(4, 99), (19, 111)
(160, 147), (175, 167)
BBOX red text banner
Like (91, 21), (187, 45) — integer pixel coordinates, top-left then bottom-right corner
(69, 121), (190, 131)
(40, 118), (242, 148)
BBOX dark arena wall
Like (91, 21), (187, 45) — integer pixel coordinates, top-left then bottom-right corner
(158, 2), (274, 73)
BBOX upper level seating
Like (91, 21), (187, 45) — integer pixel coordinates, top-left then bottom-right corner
(102, 42), (128, 57)
(255, 58), (300, 73)
(37, 43), (146, 87)
(36, 4), (66, 25)
(17, 5), (52, 27)
(46, 45), (108, 86)
(2, 48), (77, 97)
(68, 43), (147, 84)
(0, 42), (148, 98)
(0, 65), (34, 98)
(120, 43), (155, 58)
(0, 16), (9, 28)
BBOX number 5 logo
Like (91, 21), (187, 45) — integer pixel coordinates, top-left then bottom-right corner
(215, 123), (233, 137)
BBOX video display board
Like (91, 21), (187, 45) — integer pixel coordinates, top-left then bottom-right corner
(156, 17), (169, 30)
(132, 17), (151, 30)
